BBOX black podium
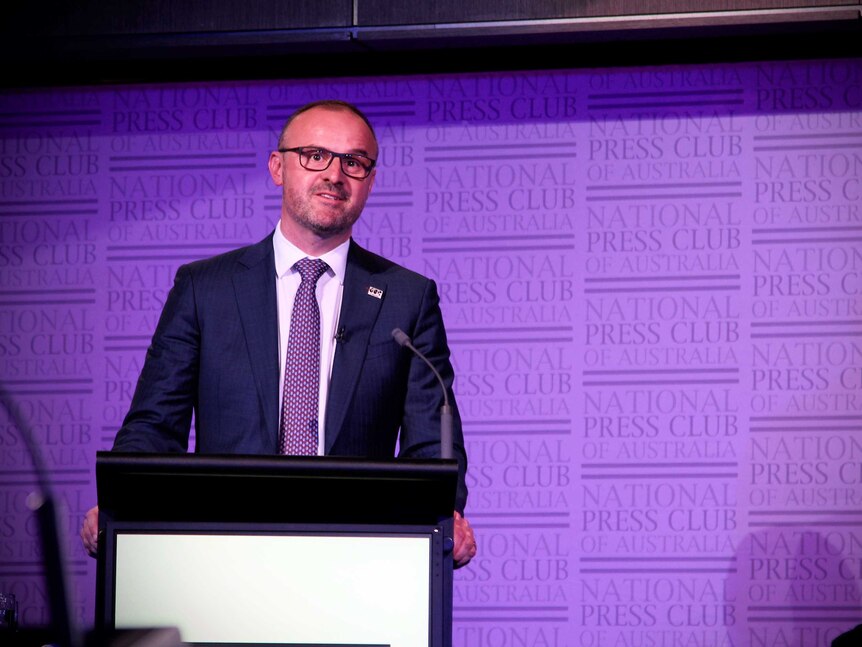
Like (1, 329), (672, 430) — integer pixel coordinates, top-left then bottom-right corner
(95, 452), (458, 647)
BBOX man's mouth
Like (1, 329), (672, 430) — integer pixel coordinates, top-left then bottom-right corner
(313, 184), (348, 201)
(316, 192), (346, 201)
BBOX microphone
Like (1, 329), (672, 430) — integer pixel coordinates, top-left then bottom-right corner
(334, 327), (346, 344)
(391, 328), (453, 460)
(0, 382), (81, 647)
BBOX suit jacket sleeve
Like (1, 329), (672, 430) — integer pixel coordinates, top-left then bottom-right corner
(398, 277), (469, 513)
(113, 263), (200, 453)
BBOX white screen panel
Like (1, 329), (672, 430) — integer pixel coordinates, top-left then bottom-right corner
(115, 533), (430, 647)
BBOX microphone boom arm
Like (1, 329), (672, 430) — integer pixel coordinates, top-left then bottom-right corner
(391, 328), (454, 460)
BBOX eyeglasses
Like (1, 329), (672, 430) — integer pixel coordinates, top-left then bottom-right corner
(279, 147), (377, 179)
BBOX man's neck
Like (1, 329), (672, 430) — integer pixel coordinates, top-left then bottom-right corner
(279, 218), (351, 257)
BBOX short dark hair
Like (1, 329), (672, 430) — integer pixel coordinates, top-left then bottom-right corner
(277, 100), (377, 151)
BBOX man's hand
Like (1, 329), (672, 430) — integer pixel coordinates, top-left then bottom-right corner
(453, 511), (477, 568)
(81, 504), (479, 565)
(80, 505), (99, 558)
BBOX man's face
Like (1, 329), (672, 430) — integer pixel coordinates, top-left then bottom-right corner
(269, 107), (377, 246)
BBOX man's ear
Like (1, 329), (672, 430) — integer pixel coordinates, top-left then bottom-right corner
(268, 151), (284, 186)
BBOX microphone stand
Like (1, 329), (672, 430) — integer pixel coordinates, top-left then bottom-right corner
(391, 328), (453, 459)
(0, 382), (81, 647)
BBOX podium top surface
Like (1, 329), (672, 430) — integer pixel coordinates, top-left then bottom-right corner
(96, 452), (458, 526)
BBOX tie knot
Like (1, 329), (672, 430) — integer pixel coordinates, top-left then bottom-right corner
(294, 257), (329, 283)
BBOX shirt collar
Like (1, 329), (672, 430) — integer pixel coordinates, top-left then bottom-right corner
(272, 223), (349, 284)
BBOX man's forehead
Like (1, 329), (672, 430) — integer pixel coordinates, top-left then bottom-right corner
(285, 107), (376, 151)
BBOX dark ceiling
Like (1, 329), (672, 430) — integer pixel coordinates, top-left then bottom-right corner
(3, 1), (860, 87)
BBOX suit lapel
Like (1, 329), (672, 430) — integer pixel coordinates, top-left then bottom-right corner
(233, 236), (280, 445)
(325, 242), (386, 453)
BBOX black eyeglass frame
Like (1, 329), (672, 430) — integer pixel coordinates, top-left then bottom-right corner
(278, 146), (377, 179)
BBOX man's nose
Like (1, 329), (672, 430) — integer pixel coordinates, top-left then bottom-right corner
(321, 157), (347, 182)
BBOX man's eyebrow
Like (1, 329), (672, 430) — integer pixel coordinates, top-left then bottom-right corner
(304, 145), (373, 157)
(344, 147), (373, 157)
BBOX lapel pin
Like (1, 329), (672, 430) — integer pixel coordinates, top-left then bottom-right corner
(367, 286), (384, 299)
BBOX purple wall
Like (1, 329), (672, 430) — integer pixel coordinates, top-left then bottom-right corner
(1, 58), (861, 645)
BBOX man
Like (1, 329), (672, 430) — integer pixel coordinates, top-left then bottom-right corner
(80, 100), (476, 567)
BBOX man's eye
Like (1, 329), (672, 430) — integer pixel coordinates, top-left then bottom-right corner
(344, 159), (358, 168)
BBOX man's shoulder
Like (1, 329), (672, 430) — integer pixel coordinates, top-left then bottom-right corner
(348, 240), (430, 287)
(182, 234), (273, 279)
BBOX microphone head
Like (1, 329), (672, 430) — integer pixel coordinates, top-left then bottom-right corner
(391, 328), (411, 347)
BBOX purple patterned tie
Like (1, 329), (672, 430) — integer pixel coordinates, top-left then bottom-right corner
(279, 257), (329, 455)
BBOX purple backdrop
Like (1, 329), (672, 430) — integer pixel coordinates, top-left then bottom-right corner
(1, 58), (861, 646)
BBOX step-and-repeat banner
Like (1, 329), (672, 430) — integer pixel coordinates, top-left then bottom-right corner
(1, 59), (861, 645)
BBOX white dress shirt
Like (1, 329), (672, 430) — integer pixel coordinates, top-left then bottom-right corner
(272, 224), (349, 455)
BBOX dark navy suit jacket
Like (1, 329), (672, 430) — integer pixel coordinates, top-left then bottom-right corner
(113, 235), (468, 510)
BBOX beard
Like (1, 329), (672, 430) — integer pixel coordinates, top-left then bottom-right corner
(284, 181), (365, 236)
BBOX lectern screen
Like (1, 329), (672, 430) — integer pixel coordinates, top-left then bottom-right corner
(113, 531), (431, 647)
